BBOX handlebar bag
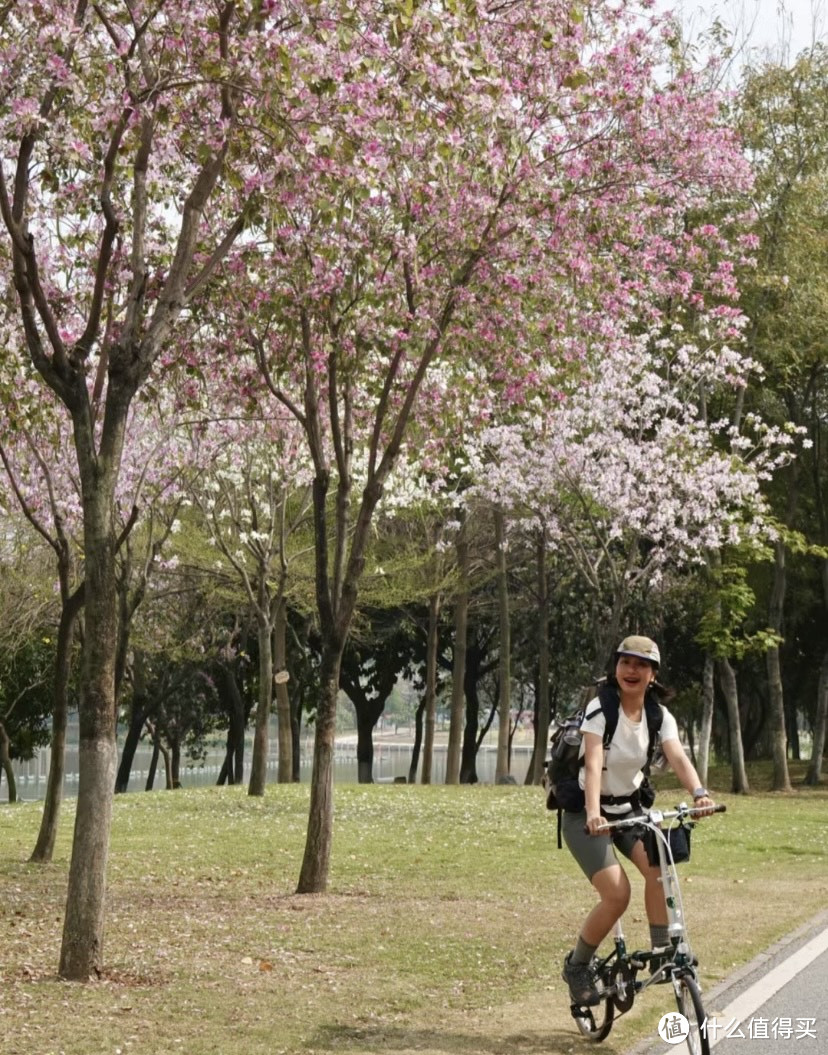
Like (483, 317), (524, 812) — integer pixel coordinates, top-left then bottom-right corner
(645, 822), (692, 866)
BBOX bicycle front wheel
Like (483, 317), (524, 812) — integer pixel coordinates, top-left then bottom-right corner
(572, 997), (614, 1043)
(673, 973), (709, 1055)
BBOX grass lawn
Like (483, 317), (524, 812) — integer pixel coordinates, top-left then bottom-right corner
(1, 762), (826, 1055)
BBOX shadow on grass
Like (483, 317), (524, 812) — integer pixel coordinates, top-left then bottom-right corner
(311, 1023), (631, 1055)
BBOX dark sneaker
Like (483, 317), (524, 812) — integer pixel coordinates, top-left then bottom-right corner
(649, 947), (672, 984)
(562, 951), (601, 1006)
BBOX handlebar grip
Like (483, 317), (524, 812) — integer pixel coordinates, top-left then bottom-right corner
(713, 803), (727, 813)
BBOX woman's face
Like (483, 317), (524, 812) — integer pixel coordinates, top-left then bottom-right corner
(615, 653), (656, 694)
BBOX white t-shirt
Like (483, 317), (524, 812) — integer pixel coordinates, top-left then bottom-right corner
(577, 696), (680, 814)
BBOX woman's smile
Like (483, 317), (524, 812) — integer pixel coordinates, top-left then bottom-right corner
(616, 655), (654, 694)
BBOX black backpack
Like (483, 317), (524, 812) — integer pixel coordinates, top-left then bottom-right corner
(544, 680), (664, 847)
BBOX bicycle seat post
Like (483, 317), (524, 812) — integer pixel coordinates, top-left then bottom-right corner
(612, 917), (627, 957)
(651, 811), (690, 951)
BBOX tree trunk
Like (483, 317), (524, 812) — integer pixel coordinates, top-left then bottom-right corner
(114, 649), (149, 795)
(476, 698), (498, 752)
(30, 583), (84, 862)
(339, 662), (388, 784)
(216, 661), (247, 785)
(291, 693), (301, 782)
(408, 696), (426, 784)
(685, 719), (697, 767)
(805, 646), (828, 785)
(114, 706), (145, 794)
(805, 558), (828, 786)
(494, 508), (511, 783)
(716, 658), (750, 794)
(421, 592), (441, 785)
(697, 654), (715, 787)
(594, 569), (633, 673)
(146, 735), (160, 791)
(170, 739), (180, 788)
(296, 646), (341, 893)
(59, 744), (114, 973)
(460, 648), (482, 784)
(248, 610), (273, 796)
(766, 540), (792, 791)
(445, 520), (468, 785)
(0, 722), (17, 802)
(531, 531), (550, 785)
(273, 596), (293, 783)
(158, 739), (173, 789)
(355, 708), (377, 784)
(217, 740), (232, 786)
(785, 698), (800, 761)
(58, 480), (119, 981)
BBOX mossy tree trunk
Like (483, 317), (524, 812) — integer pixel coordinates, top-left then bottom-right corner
(446, 519), (468, 785)
(697, 654), (715, 787)
(531, 529), (550, 785)
(716, 658), (750, 794)
(30, 582), (84, 861)
(0, 723), (16, 803)
(494, 507), (511, 783)
(766, 540), (792, 791)
(421, 592), (442, 785)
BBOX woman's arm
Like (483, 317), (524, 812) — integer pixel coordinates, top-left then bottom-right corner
(583, 731), (606, 835)
(661, 739), (715, 812)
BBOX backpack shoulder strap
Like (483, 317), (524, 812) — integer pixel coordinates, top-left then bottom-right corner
(643, 689), (664, 767)
(597, 682), (620, 749)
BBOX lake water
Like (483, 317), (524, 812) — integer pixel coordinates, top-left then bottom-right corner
(3, 731), (534, 802)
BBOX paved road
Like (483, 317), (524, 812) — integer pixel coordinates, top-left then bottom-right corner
(634, 910), (828, 1055)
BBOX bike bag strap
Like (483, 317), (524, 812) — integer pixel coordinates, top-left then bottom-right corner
(599, 790), (641, 809)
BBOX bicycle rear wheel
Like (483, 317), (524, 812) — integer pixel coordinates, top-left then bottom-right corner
(572, 996), (614, 1043)
(673, 973), (709, 1055)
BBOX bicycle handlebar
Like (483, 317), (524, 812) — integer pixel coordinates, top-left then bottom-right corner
(587, 801), (726, 835)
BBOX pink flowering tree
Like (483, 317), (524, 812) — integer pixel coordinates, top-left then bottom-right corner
(109, 396), (215, 792)
(0, 383), (84, 860)
(187, 411), (313, 791)
(468, 328), (801, 770)
(0, 339), (223, 852)
(0, 1), (290, 979)
(474, 338), (795, 605)
(209, 0), (759, 890)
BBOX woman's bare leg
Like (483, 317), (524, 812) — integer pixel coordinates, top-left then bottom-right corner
(580, 863), (632, 946)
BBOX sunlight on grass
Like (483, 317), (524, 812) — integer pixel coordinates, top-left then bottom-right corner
(1, 779), (826, 1055)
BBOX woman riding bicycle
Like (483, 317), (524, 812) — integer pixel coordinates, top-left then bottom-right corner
(561, 635), (716, 1007)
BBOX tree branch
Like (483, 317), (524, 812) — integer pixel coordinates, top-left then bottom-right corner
(115, 504), (141, 553)
(0, 441), (59, 555)
(251, 331), (308, 428)
(184, 215), (246, 304)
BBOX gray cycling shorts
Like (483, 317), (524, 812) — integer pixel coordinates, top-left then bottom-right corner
(561, 809), (646, 881)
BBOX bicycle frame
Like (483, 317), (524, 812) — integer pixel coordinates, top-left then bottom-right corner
(641, 807), (698, 979)
(595, 804), (713, 973)
(569, 802), (726, 1052)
